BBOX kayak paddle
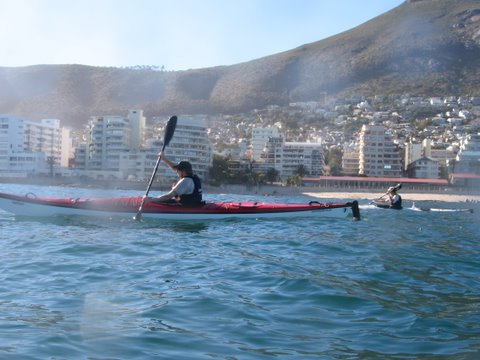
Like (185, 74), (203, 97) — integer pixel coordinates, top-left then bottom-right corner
(375, 183), (402, 200)
(134, 115), (177, 220)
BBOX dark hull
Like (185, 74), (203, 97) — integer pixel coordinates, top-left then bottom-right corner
(372, 200), (402, 210)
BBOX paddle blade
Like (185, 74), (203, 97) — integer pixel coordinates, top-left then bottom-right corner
(162, 115), (177, 150)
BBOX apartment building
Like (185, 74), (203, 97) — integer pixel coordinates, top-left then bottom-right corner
(80, 110), (146, 172)
(423, 139), (456, 167)
(342, 142), (359, 176)
(0, 115), (72, 177)
(260, 136), (324, 179)
(152, 115), (213, 181)
(25, 119), (72, 168)
(251, 126), (281, 161)
(406, 156), (440, 178)
(404, 142), (423, 171)
(74, 113), (213, 181)
(358, 124), (403, 177)
(455, 134), (480, 174)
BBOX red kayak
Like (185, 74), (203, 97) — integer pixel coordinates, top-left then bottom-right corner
(0, 192), (360, 220)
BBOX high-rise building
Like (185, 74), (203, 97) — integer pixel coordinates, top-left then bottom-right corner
(75, 113), (213, 182)
(251, 126), (281, 161)
(0, 115), (72, 177)
(342, 142), (359, 176)
(81, 110), (146, 172)
(455, 134), (480, 174)
(155, 116), (213, 181)
(260, 136), (324, 179)
(127, 110), (146, 150)
(404, 142), (423, 171)
(25, 119), (72, 168)
(358, 124), (403, 177)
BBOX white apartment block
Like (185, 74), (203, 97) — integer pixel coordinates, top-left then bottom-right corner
(404, 139), (454, 176)
(25, 119), (72, 168)
(261, 136), (324, 179)
(80, 110), (146, 172)
(127, 110), (146, 150)
(358, 124), (403, 177)
(75, 113), (213, 182)
(423, 138), (456, 168)
(455, 133), (480, 174)
(0, 115), (72, 177)
(404, 142), (423, 171)
(428, 148), (456, 168)
(251, 126), (281, 161)
(155, 116), (213, 181)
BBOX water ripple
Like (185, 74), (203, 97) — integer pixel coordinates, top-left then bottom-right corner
(0, 186), (479, 358)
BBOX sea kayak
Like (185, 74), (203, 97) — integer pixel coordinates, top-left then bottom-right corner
(371, 199), (473, 213)
(409, 202), (474, 213)
(371, 199), (402, 210)
(0, 192), (360, 220)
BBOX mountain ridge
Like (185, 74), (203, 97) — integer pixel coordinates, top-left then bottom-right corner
(1, 0), (479, 128)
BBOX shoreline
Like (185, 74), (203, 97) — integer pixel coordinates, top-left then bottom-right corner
(302, 191), (480, 203)
(2, 179), (479, 203)
(205, 185), (480, 203)
(204, 185), (480, 203)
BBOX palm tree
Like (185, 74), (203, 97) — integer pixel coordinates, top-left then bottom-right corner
(265, 167), (279, 184)
(295, 165), (308, 177)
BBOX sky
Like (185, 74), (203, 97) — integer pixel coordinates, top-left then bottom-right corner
(0, 0), (404, 71)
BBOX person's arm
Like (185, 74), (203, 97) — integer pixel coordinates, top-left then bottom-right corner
(155, 188), (177, 202)
(160, 153), (176, 172)
(153, 178), (189, 202)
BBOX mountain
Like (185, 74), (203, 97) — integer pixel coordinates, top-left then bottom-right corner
(1, 0), (480, 128)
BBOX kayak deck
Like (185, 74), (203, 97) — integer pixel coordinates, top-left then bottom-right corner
(0, 193), (361, 220)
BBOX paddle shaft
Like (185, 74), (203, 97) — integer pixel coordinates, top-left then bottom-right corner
(134, 116), (177, 220)
(375, 183), (402, 200)
(376, 192), (390, 200)
(137, 147), (165, 209)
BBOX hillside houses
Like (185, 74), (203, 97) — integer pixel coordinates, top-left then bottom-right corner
(1, 95), (480, 186)
(205, 95), (480, 182)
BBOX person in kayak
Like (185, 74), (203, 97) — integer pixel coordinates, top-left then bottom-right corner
(153, 155), (203, 206)
(387, 186), (402, 209)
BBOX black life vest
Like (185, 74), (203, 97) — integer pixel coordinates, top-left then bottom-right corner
(178, 175), (203, 206)
(390, 195), (402, 209)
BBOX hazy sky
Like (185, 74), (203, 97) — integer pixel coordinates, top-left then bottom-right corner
(0, 0), (404, 71)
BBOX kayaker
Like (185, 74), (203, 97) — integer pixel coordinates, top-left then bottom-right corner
(387, 186), (402, 209)
(153, 154), (203, 205)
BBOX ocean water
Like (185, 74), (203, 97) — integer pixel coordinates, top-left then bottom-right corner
(0, 183), (479, 360)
